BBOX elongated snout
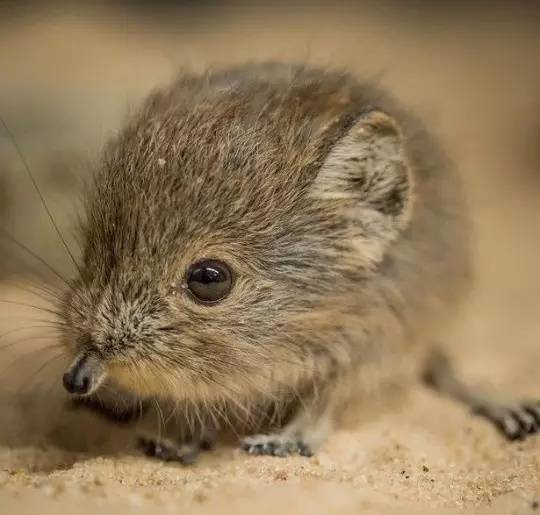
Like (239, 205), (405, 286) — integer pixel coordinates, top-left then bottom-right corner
(63, 353), (106, 396)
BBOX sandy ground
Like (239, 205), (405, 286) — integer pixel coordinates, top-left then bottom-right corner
(0, 3), (539, 514)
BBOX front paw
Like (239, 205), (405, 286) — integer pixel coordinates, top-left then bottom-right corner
(241, 434), (313, 457)
(138, 436), (200, 465)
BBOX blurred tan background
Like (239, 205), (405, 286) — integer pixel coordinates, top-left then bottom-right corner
(0, 1), (539, 514)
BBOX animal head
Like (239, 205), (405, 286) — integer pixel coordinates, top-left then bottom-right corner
(60, 64), (414, 404)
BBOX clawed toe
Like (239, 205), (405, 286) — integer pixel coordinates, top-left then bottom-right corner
(241, 436), (313, 457)
(473, 401), (540, 441)
(137, 436), (200, 465)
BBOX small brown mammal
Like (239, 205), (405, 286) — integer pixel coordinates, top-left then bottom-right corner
(58, 62), (539, 462)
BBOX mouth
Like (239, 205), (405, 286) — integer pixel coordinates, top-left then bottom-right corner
(62, 352), (106, 396)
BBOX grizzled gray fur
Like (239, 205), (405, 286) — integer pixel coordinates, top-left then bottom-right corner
(58, 63), (538, 461)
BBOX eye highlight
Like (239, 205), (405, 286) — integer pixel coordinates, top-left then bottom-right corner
(185, 259), (233, 304)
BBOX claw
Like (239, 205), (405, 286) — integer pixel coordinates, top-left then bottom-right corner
(137, 436), (200, 465)
(473, 401), (540, 441)
(241, 435), (313, 457)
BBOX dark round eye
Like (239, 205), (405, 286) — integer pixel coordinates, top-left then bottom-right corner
(186, 259), (233, 304)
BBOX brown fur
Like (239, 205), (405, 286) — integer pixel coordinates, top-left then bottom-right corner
(59, 63), (470, 450)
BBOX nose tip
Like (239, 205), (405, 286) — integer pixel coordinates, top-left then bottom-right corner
(62, 369), (90, 394)
(62, 353), (105, 396)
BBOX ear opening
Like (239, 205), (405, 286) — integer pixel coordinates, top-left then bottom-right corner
(312, 109), (414, 266)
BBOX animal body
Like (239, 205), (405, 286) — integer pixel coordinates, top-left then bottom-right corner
(55, 63), (539, 462)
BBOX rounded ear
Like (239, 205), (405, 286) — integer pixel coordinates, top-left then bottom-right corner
(311, 109), (414, 268)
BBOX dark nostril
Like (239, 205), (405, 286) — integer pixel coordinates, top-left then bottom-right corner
(62, 370), (90, 395)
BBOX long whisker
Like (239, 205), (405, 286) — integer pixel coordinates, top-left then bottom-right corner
(152, 399), (165, 441)
(0, 299), (62, 317)
(0, 328), (60, 354)
(0, 116), (81, 276)
(0, 323), (59, 340)
(32, 349), (67, 377)
(0, 317), (68, 329)
(5, 277), (65, 307)
(19, 276), (85, 320)
(0, 228), (73, 290)
(14, 348), (67, 398)
(0, 340), (63, 376)
(137, 398), (146, 428)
